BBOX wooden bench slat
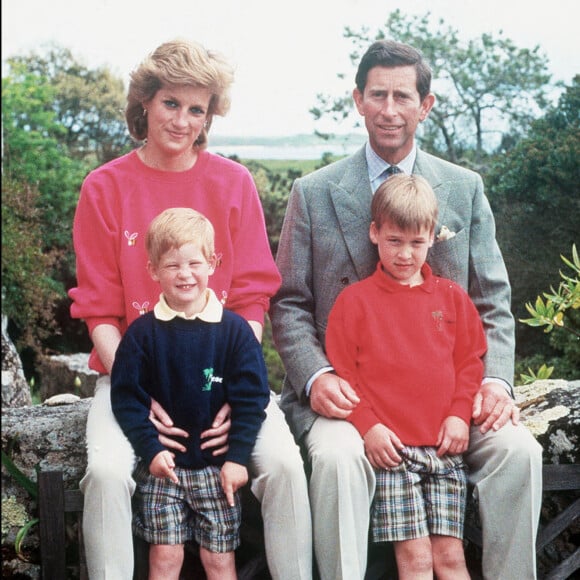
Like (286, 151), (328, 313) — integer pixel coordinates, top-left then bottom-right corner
(536, 498), (580, 551)
(38, 471), (66, 580)
(544, 547), (580, 580)
(542, 464), (580, 491)
(64, 489), (84, 512)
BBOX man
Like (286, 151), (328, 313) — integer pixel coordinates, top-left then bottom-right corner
(270, 40), (542, 580)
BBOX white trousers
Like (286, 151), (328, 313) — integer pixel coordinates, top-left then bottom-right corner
(81, 376), (312, 580)
(304, 416), (543, 580)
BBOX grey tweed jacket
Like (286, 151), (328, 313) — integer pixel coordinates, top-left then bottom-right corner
(270, 146), (515, 440)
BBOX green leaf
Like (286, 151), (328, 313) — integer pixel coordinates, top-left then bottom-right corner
(15, 518), (39, 559)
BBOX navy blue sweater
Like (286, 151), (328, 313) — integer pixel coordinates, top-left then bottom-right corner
(111, 310), (269, 469)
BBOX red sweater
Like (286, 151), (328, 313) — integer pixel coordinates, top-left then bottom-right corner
(326, 263), (486, 445)
(69, 149), (281, 373)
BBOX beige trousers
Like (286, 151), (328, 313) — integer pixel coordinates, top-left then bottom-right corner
(304, 416), (542, 580)
(81, 376), (312, 580)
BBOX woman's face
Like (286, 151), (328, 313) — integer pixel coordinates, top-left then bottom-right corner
(144, 84), (212, 160)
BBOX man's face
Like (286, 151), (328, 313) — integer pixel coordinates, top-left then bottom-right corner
(353, 65), (435, 165)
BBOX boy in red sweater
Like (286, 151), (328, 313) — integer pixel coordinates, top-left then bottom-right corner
(326, 174), (487, 580)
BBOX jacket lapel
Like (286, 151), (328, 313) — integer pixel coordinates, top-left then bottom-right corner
(414, 149), (450, 217)
(329, 147), (377, 280)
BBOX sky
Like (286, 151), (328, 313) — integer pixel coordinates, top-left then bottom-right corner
(2, 0), (579, 137)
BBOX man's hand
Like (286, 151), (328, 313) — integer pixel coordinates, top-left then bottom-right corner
(363, 423), (404, 469)
(200, 402), (232, 457)
(310, 372), (359, 419)
(436, 416), (469, 456)
(220, 461), (248, 507)
(149, 398), (189, 453)
(472, 381), (520, 434)
(149, 450), (179, 484)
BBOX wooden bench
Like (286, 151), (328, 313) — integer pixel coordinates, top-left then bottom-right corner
(39, 464), (580, 579)
(463, 464), (580, 580)
(37, 471), (268, 580)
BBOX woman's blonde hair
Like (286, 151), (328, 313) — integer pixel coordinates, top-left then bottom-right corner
(146, 207), (215, 266)
(371, 174), (438, 232)
(126, 39), (234, 148)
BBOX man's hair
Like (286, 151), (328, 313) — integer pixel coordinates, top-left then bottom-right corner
(146, 207), (215, 266)
(126, 39), (234, 147)
(355, 40), (432, 101)
(371, 174), (438, 232)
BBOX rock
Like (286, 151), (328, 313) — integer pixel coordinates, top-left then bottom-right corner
(2, 399), (91, 577)
(516, 379), (580, 464)
(36, 352), (97, 401)
(1, 315), (32, 408)
(43, 393), (82, 406)
(2, 399), (92, 579)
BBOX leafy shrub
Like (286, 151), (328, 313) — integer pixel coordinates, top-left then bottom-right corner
(1, 178), (63, 352)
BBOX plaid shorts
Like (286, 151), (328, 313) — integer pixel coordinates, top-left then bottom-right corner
(372, 446), (467, 542)
(132, 461), (241, 552)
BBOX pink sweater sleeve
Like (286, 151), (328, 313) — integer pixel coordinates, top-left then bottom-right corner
(221, 168), (281, 324)
(68, 171), (125, 334)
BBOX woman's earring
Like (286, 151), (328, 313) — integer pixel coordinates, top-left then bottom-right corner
(143, 109), (148, 117)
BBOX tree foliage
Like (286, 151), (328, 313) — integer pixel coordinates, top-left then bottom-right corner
(6, 44), (131, 164)
(312, 10), (553, 165)
(1, 46), (132, 361)
(489, 78), (580, 375)
(1, 178), (62, 352)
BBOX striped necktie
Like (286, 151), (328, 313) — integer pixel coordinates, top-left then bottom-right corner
(384, 165), (402, 177)
(375, 164), (402, 190)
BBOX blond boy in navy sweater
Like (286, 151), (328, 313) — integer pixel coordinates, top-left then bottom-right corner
(111, 207), (269, 580)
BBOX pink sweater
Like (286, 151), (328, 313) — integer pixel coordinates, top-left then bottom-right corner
(69, 149), (281, 373)
(326, 263), (486, 446)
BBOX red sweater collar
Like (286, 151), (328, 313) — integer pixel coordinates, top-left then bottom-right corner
(371, 261), (435, 293)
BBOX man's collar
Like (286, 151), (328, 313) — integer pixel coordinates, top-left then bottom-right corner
(365, 141), (417, 181)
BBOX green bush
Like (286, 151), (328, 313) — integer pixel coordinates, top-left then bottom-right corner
(1, 178), (63, 352)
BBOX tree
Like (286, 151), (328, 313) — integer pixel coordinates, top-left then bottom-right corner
(2, 60), (87, 251)
(6, 44), (131, 164)
(1, 45), (131, 361)
(488, 77), (580, 371)
(1, 178), (62, 352)
(311, 10), (553, 165)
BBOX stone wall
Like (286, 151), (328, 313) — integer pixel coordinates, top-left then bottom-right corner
(1, 340), (578, 578)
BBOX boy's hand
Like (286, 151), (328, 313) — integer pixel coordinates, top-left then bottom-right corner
(149, 450), (179, 484)
(363, 423), (404, 469)
(436, 416), (469, 456)
(220, 461), (248, 507)
(149, 398), (189, 453)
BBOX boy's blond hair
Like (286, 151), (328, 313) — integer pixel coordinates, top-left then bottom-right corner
(371, 174), (438, 233)
(146, 208), (215, 266)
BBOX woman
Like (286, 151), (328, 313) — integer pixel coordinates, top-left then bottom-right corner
(69, 39), (312, 580)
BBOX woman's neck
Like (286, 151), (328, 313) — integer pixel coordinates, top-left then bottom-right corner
(138, 144), (199, 172)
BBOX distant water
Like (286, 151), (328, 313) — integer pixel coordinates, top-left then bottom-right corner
(208, 142), (364, 160)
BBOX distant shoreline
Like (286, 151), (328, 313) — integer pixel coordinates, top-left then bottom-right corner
(208, 133), (366, 160)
